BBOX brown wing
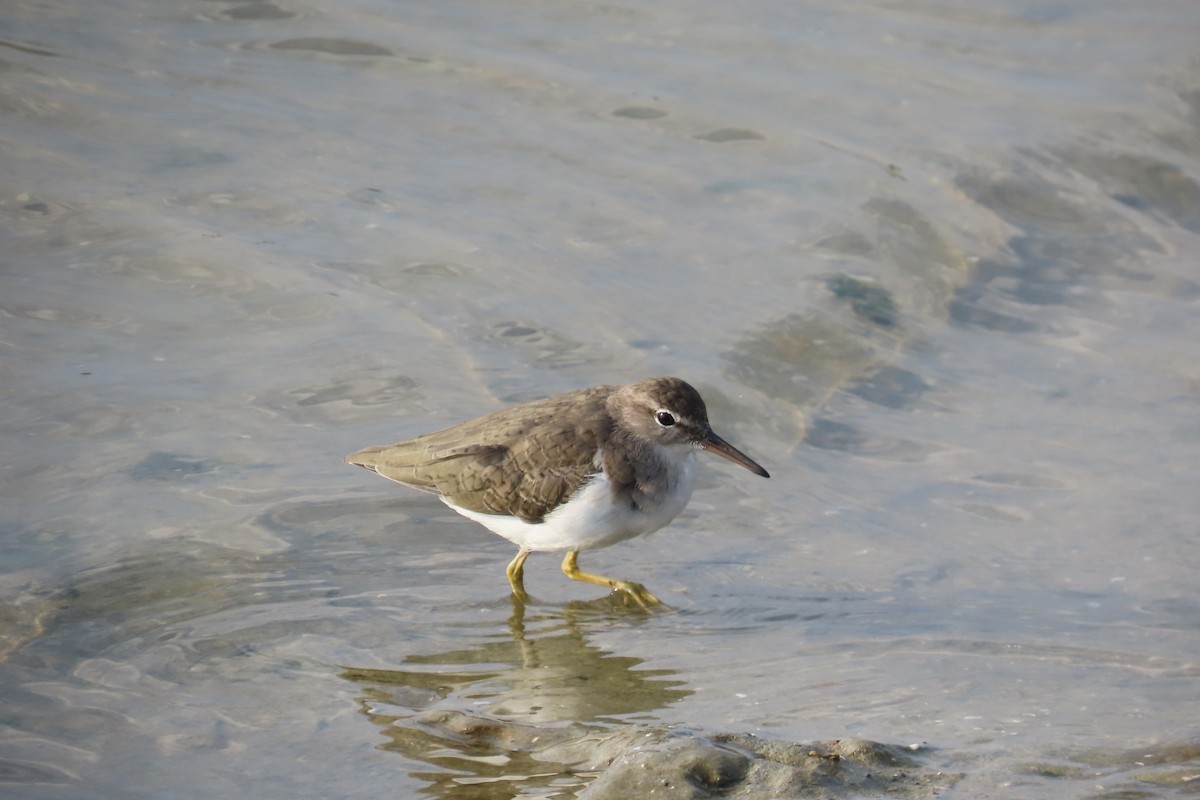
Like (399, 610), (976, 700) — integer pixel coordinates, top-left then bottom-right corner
(345, 386), (613, 522)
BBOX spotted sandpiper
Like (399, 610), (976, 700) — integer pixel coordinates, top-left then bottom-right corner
(345, 376), (768, 606)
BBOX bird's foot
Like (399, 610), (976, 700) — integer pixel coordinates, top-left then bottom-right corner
(610, 580), (661, 608)
(561, 550), (662, 608)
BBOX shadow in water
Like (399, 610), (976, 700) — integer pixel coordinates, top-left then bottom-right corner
(341, 596), (690, 798)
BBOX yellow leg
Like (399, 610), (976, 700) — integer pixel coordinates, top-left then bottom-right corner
(561, 550), (660, 607)
(506, 548), (531, 602)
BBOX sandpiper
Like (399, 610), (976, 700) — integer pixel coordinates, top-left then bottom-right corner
(345, 377), (768, 606)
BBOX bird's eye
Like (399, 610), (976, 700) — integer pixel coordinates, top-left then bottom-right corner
(655, 410), (676, 427)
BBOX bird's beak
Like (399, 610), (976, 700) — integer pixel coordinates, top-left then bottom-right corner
(702, 429), (770, 478)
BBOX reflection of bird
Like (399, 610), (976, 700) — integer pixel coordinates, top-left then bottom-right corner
(342, 600), (692, 729)
(346, 377), (769, 605)
(341, 600), (695, 797)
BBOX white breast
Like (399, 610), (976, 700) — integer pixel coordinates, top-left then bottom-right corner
(445, 445), (698, 553)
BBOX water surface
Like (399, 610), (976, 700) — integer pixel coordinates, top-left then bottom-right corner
(2, 0), (1199, 797)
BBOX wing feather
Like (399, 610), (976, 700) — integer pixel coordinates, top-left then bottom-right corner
(344, 386), (613, 522)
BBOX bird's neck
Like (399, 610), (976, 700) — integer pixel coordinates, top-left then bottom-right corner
(601, 428), (696, 511)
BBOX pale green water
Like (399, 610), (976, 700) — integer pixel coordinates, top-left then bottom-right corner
(2, 1), (1199, 797)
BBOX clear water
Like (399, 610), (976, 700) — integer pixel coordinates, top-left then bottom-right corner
(2, 0), (1199, 797)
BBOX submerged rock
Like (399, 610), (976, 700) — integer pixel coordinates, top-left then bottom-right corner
(582, 731), (953, 799)
(391, 709), (956, 799)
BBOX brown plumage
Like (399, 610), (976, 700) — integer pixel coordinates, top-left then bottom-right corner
(346, 384), (612, 523)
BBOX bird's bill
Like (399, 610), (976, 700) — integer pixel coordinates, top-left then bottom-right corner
(702, 430), (770, 478)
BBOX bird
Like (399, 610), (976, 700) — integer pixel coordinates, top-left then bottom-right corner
(345, 376), (769, 606)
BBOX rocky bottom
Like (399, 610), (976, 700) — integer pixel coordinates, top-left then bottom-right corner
(389, 709), (957, 798)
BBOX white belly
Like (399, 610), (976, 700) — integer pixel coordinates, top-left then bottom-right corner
(445, 450), (697, 553)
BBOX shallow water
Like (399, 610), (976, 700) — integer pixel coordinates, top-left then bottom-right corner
(3, 0), (1200, 797)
